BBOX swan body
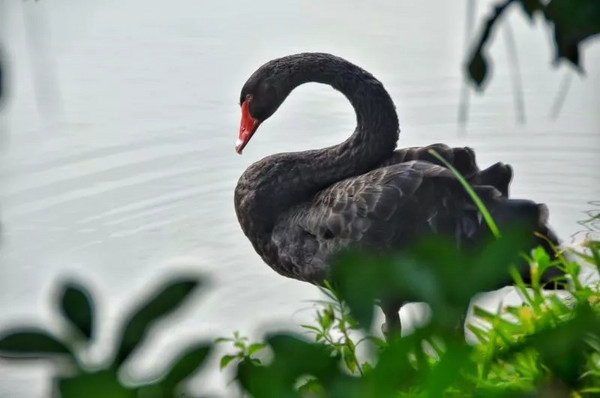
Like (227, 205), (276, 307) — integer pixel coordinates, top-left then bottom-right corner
(233, 53), (559, 327)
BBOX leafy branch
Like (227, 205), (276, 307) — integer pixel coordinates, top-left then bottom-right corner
(466, 0), (600, 88)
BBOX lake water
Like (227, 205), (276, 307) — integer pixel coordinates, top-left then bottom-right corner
(1, 0), (599, 395)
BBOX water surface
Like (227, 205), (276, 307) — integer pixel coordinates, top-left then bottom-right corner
(1, 0), (599, 395)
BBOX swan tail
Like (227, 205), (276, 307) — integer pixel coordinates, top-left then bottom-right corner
(474, 162), (513, 197)
(484, 197), (564, 286)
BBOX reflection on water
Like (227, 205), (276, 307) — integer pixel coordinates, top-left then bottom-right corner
(0, 0), (599, 395)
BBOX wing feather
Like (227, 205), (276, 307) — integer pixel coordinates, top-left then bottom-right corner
(271, 161), (455, 281)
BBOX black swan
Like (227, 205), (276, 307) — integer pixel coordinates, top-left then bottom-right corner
(234, 53), (560, 331)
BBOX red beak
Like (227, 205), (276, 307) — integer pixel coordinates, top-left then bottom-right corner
(236, 100), (261, 154)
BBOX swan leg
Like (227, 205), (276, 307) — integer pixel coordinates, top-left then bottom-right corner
(381, 301), (403, 338)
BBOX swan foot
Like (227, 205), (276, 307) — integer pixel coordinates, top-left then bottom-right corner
(381, 302), (402, 340)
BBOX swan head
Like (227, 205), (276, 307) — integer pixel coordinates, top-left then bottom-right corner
(236, 58), (295, 154)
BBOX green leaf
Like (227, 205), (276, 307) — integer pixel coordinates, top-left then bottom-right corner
(219, 354), (236, 370)
(0, 328), (72, 358)
(319, 306), (334, 330)
(590, 240), (600, 273)
(467, 50), (489, 89)
(330, 250), (380, 329)
(248, 343), (266, 356)
(429, 149), (499, 238)
(467, 323), (490, 344)
(161, 343), (211, 391)
(342, 345), (357, 373)
(361, 361), (373, 374)
(57, 370), (135, 398)
(296, 377), (324, 396)
(234, 341), (246, 350)
(300, 324), (322, 334)
(426, 344), (472, 397)
(469, 227), (533, 292)
(60, 282), (95, 341)
(545, 0), (600, 68)
(114, 278), (200, 366)
(519, 0), (543, 20)
(237, 334), (340, 398)
(213, 337), (233, 344)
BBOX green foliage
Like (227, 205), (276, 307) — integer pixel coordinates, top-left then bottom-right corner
(331, 228), (536, 332)
(466, 0), (600, 88)
(0, 237), (598, 397)
(428, 149), (500, 238)
(215, 330), (267, 370)
(60, 282), (95, 341)
(300, 281), (382, 376)
(114, 278), (199, 366)
(0, 328), (72, 358)
(0, 277), (211, 398)
(222, 237), (600, 398)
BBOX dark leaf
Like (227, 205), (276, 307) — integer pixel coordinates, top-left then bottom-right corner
(57, 370), (135, 398)
(426, 343), (473, 397)
(0, 328), (72, 358)
(296, 377), (324, 396)
(237, 333), (341, 397)
(467, 50), (489, 88)
(267, 334), (338, 380)
(519, 0), (543, 20)
(114, 278), (200, 366)
(342, 345), (357, 373)
(161, 343), (211, 391)
(363, 332), (421, 395)
(60, 282), (95, 341)
(330, 250), (380, 328)
(468, 226), (532, 293)
(545, 0), (600, 69)
(219, 354), (236, 370)
(247, 343), (266, 356)
(501, 305), (600, 388)
(237, 358), (289, 398)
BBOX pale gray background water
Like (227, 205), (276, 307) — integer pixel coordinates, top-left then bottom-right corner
(1, 0), (599, 395)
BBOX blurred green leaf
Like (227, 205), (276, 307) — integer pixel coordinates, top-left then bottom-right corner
(0, 328), (72, 358)
(426, 343), (473, 397)
(57, 370), (135, 398)
(160, 343), (211, 392)
(342, 345), (357, 374)
(545, 0), (600, 68)
(319, 306), (334, 331)
(468, 0), (600, 91)
(248, 342), (266, 356)
(362, 332), (421, 395)
(429, 149), (499, 237)
(114, 278), (200, 366)
(468, 226), (532, 292)
(501, 305), (600, 389)
(267, 334), (339, 380)
(467, 48), (489, 89)
(219, 354), (236, 370)
(519, 0), (543, 19)
(237, 333), (342, 398)
(60, 282), (95, 341)
(330, 250), (380, 328)
(296, 377), (324, 397)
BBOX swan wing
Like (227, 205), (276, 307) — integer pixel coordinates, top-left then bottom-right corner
(271, 161), (469, 282)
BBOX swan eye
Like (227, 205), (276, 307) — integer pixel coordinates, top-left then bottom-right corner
(240, 94), (253, 107)
(240, 94), (252, 106)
